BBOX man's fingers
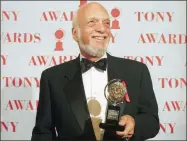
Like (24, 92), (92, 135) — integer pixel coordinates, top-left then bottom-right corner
(116, 122), (134, 137)
(124, 122), (134, 135)
(116, 129), (133, 138)
(116, 124), (131, 136)
(119, 116), (128, 126)
(118, 120), (126, 126)
(116, 115), (135, 138)
(122, 134), (133, 139)
(124, 126), (132, 136)
(116, 130), (125, 136)
(128, 129), (134, 135)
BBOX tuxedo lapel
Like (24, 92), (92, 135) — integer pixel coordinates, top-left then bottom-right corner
(107, 53), (126, 116)
(107, 53), (119, 82)
(63, 56), (96, 140)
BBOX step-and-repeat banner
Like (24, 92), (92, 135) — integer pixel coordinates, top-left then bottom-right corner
(1, 1), (186, 140)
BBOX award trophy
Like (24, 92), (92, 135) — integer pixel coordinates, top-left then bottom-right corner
(99, 79), (127, 131)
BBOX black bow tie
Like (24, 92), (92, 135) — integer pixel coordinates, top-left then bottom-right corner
(80, 58), (107, 73)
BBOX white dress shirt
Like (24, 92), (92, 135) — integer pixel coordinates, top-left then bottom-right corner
(80, 53), (108, 140)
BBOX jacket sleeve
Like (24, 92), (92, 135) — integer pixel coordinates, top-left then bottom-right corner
(31, 71), (57, 141)
(133, 64), (160, 140)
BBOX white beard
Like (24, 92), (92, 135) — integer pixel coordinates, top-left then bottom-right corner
(77, 29), (108, 58)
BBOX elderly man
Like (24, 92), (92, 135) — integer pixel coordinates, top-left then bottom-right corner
(31, 2), (160, 141)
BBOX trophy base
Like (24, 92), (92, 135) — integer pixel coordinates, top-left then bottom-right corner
(99, 123), (125, 131)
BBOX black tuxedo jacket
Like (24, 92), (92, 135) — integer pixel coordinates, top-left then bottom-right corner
(31, 54), (160, 141)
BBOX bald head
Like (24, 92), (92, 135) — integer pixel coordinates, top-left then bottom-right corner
(72, 2), (110, 28)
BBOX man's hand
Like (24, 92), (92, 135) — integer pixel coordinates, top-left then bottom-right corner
(116, 115), (135, 138)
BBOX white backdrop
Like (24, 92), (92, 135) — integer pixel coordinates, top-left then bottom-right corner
(1, 1), (186, 140)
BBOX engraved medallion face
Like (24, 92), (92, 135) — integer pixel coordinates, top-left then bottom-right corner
(104, 79), (126, 106)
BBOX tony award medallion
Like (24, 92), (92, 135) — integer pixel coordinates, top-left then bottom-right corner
(99, 79), (127, 131)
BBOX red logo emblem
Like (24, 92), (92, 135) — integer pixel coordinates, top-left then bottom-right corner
(79, 0), (87, 7)
(54, 29), (65, 51)
(111, 8), (121, 29)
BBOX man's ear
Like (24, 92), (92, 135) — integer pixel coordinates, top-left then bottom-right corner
(72, 27), (79, 42)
